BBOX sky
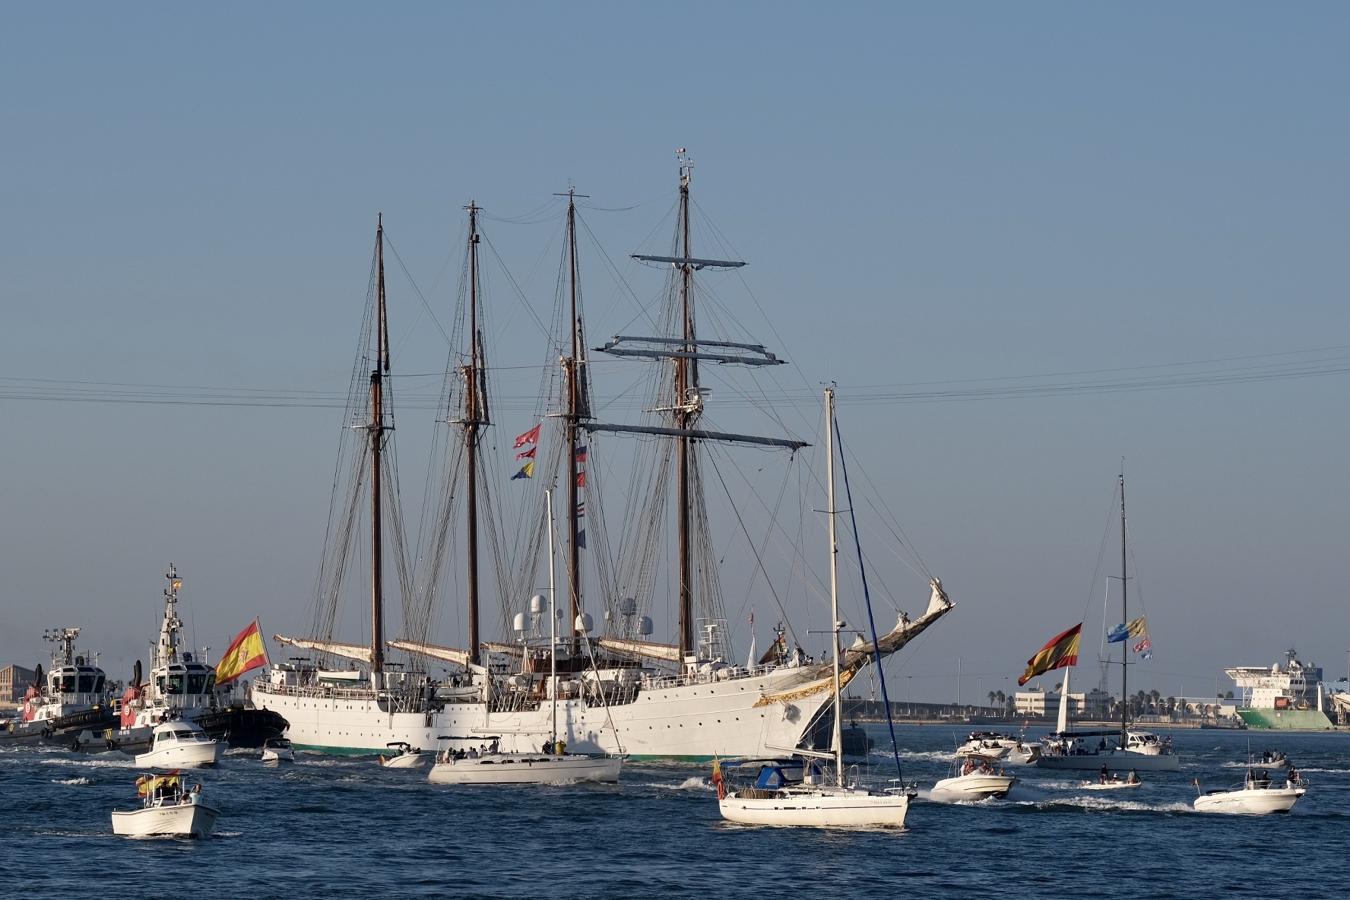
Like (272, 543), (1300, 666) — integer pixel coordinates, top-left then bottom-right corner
(2, 3), (1348, 703)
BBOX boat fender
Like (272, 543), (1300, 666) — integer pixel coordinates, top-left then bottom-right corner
(106, 738), (117, 752)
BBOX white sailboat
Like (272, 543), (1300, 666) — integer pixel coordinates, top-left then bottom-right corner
(252, 163), (955, 760)
(1035, 472), (1180, 774)
(716, 388), (909, 828)
(428, 490), (622, 785)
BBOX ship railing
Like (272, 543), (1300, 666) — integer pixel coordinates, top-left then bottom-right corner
(640, 661), (779, 692)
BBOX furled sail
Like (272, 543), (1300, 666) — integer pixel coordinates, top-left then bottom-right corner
(273, 635), (373, 665)
(596, 637), (683, 662)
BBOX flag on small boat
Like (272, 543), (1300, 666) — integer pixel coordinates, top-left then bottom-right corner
(215, 619), (269, 684)
(512, 461), (535, 480)
(1018, 622), (1082, 686)
(514, 423), (542, 448)
(136, 771), (182, 795)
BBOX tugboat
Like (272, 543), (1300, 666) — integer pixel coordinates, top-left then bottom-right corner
(0, 627), (116, 749)
(112, 771), (219, 838)
(106, 566), (287, 752)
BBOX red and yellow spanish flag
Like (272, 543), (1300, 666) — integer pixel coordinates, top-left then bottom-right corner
(1018, 622), (1082, 686)
(215, 619), (268, 685)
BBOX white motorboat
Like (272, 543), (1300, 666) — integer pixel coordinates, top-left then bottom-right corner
(133, 720), (222, 769)
(261, 737), (294, 763)
(1078, 780), (1143, 791)
(112, 772), (219, 838)
(379, 742), (426, 768)
(932, 756), (1017, 800)
(715, 390), (909, 829)
(1256, 749), (1290, 768)
(1193, 770), (1306, 815)
(955, 731), (1040, 764)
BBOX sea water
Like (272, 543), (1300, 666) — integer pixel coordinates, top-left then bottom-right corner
(2, 724), (1346, 898)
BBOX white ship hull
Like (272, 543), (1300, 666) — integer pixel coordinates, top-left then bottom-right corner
(719, 788), (908, 827)
(1037, 751), (1179, 772)
(428, 753), (620, 784)
(111, 801), (219, 837)
(253, 666), (833, 759)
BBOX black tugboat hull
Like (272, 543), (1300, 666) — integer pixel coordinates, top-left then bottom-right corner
(194, 705), (289, 747)
(0, 706), (119, 748)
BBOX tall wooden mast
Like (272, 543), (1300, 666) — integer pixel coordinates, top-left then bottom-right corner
(369, 213), (390, 677)
(564, 188), (585, 648)
(675, 156), (696, 659)
(464, 202), (483, 666)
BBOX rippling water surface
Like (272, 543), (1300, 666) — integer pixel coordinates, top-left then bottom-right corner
(3, 725), (1346, 898)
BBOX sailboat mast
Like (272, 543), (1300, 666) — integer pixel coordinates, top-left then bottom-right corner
(369, 214), (389, 678)
(676, 157), (695, 660)
(565, 190), (582, 650)
(1119, 468), (1128, 749)
(464, 202), (482, 666)
(547, 489), (558, 744)
(825, 387), (844, 786)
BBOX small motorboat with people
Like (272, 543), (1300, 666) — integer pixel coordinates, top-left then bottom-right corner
(931, 755), (1018, 800)
(133, 720), (222, 769)
(1078, 767), (1143, 791)
(1193, 768), (1306, 815)
(111, 771), (219, 838)
(379, 742), (426, 768)
(955, 731), (1040, 765)
(428, 737), (622, 785)
(1257, 748), (1290, 769)
(261, 737), (295, 763)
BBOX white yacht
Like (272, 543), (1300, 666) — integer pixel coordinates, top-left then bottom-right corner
(429, 744), (621, 785)
(1193, 769), (1305, 814)
(112, 773), (219, 838)
(133, 720), (222, 769)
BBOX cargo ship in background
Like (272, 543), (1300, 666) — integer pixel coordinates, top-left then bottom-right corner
(1226, 649), (1338, 730)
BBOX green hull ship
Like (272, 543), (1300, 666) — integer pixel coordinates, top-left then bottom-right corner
(1237, 707), (1335, 731)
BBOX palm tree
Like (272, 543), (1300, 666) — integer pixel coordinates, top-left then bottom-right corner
(988, 690), (997, 710)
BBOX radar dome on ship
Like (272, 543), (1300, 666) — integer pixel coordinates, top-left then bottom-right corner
(575, 613), (594, 634)
(529, 594), (547, 615)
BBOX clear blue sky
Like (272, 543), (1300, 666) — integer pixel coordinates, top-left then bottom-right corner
(3, 3), (1348, 701)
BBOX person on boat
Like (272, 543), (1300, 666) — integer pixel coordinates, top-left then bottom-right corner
(978, 760), (992, 774)
(1100, 764), (1109, 784)
(542, 739), (552, 754)
(1127, 769), (1140, 785)
(1287, 765), (1300, 785)
(467, 746), (478, 759)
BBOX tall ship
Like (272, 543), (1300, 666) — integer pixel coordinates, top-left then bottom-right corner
(1226, 649), (1335, 731)
(107, 565), (288, 752)
(0, 627), (115, 748)
(252, 158), (955, 759)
